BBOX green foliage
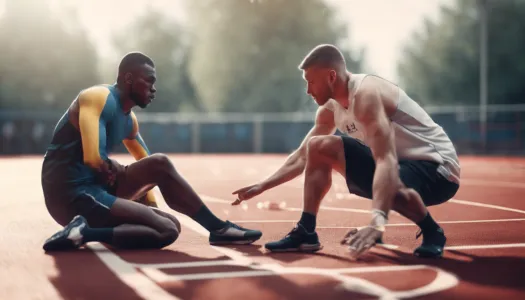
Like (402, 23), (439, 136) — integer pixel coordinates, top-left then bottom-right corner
(398, 0), (525, 106)
(186, 0), (365, 112)
(0, 0), (99, 110)
(112, 9), (201, 113)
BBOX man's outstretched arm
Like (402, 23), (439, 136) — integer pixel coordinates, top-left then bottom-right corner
(232, 106), (336, 204)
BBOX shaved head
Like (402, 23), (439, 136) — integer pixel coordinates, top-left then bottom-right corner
(118, 51), (155, 76)
(298, 44), (346, 73)
(299, 44), (349, 106)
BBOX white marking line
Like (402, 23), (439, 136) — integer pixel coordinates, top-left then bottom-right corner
(203, 194), (525, 220)
(461, 179), (525, 189)
(133, 259), (235, 269)
(286, 206), (371, 214)
(230, 218), (525, 227)
(165, 270), (276, 281)
(374, 243), (525, 252)
(201, 195), (372, 215)
(134, 193), (519, 298)
(203, 194), (525, 226)
(288, 180), (525, 215)
(141, 267), (172, 283)
(445, 243), (525, 250)
(229, 220), (298, 223)
(131, 243), (525, 273)
(165, 208), (458, 299)
(449, 199), (525, 215)
(290, 177), (525, 190)
(87, 243), (180, 300)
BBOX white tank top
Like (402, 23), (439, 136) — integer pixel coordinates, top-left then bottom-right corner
(323, 74), (460, 184)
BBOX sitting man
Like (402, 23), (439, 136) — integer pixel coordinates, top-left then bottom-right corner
(42, 52), (262, 251)
(232, 44), (460, 259)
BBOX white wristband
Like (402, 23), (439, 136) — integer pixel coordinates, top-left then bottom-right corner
(370, 209), (388, 230)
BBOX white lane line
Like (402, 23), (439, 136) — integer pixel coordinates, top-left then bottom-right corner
(132, 259), (235, 269)
(201, 195), (371, 214)
(461, 179), (525, 189)
(203, 194), (525, 218)
(445, 243), (525, 250)
(131, 242), (525, 273)
(231, 218), (525, 226)
(316, 218), (525, 228)
(88, 243), (180, 300)
(169, 211), (404, 298)
(449, 199), (525, 215)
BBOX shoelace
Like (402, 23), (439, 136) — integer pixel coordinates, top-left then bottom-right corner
(416, 229), (444, 244)
(227, 221), (245, 231)
(416, 229), (423, 240)
(285, 224), (303, 238)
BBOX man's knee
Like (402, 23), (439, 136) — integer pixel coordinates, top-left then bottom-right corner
(394, 188), (422, 206)
(156, 216), (180, 247)
(160, 226), (179, 247)
(152, 207), (182, 234)
(149, 153), (172, 168)
(306, 136), (343, 161)
(146, 153), (177, 177)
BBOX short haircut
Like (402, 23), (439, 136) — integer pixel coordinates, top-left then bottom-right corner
(118, 51), (155, 75)
(298, 44), (346, 71)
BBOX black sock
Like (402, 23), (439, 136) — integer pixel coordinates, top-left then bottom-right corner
(81, 227), (114, 244)
(191, 205), (227, 231)
(416, 213), (440, 233)
(298, 212), (316, 232)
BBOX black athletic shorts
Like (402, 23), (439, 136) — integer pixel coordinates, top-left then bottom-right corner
(341, 136), (459, 206)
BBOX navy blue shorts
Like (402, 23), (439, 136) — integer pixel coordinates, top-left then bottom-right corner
(341, 136), (459, 206)
(42, 181), (119, 228)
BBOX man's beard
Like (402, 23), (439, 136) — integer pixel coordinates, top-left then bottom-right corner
(129, 85), (146, 108)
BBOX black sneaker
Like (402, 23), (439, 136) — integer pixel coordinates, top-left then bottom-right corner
(209, 221), (262, 245)
(265, 224), (322, 252)
(43, 215), (87, 252)
(413, 228), (446, 258)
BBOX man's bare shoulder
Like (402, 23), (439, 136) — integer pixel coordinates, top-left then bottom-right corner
(354, 76), (398, 117)
(315, 105), (335, 126)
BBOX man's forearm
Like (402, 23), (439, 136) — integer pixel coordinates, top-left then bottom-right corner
(371, 156), (400, 220)
(260, 152), (306, 190)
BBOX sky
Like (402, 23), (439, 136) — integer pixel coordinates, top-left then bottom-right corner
(326, 0), (452, 80)
(0, 0), (452, 81)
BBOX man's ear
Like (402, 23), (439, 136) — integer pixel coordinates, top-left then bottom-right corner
(329, 69), (337, 84)
(125, 72), (133, 84)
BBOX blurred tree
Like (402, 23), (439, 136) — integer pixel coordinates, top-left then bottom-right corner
(0, 0), (100, 110)
(186, 0), (365, 112)
(112, 9), (201, 113)
(398, 0), (525, 106)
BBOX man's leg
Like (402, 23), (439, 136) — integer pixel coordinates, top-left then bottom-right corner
(329, 138), (449, 258)
(43, 191), (181, 251)
(263, 135), (449, 257)
(394, 161), (459, 258)
(265, 135), (348, 252)
(43, 153), (262, 252)
(114, 153), (262, 245)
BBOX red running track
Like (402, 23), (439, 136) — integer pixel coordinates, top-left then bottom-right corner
(1, 155), (524, 300)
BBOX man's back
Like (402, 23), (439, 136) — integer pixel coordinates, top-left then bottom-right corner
(42, 84), (134, 186)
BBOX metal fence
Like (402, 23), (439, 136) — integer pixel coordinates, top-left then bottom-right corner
(1, 104), (524, 156)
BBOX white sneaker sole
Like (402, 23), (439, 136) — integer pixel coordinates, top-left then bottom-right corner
(266, 243), (323, 253)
